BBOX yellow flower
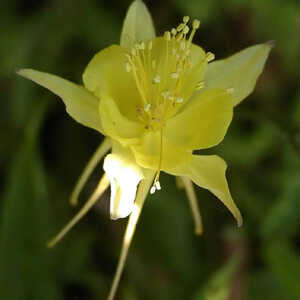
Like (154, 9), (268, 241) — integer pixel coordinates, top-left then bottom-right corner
(17, 0), (272, 299)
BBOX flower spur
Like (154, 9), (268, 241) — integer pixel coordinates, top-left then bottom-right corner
(17, 0), (272, 299)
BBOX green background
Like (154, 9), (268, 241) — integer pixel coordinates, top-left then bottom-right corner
(1, 0), (300, 299)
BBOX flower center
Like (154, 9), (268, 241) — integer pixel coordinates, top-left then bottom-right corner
(125, 16), (212, 132)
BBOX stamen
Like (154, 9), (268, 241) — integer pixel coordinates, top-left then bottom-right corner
(183, 16), (190, 23)
(155, 181), (161, 190)
(206, 52), (215, 62)
(183, 25), (190, 34)
(177, 23), (185, 32)
(150, 186), (156, 194)
(152, 75), (161, 84)
(171, 28), (177, 36)
(176, 32), (184, 41)
(161, 90), (170, 99)
(180, 41), (186, 50)
(148, 40), (153, 50)
(193, 19), (200, 29)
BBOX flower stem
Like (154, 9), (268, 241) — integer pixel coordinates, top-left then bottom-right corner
(107, 170), (155, 300)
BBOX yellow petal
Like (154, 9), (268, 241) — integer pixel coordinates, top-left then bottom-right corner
(99, 93), (144, 146)
(82, 45), (140, 120)
(120, 0), (156, 49)
(165, 89), (233, 150)
(205, 42), (273, 106)
(17, 69), (102, 132)
(168, 154), (243, 227)
(130, 130), (192, 171)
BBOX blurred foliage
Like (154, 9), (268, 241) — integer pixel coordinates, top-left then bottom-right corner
(0, 0), (300, 299)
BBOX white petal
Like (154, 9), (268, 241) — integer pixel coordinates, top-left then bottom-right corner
(103, 153), (144, 220)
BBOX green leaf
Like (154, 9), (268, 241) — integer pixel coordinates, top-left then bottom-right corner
(261, 175), (300, 240)
(0, 102), (62, 300)
(120, 0), (155, 49)
(264, 242), (300, 299)
(193, 255), (240, 300)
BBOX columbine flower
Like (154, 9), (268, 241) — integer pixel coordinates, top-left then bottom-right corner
(17, 0), (272, 299)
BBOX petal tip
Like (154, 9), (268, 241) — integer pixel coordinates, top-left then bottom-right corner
(195, 228), (203, 235)
(236, 214), (243, 228)
(15, 68), (29, 77)
(265, 40), (276, 49)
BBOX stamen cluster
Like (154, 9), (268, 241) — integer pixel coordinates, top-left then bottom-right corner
(125, 16), (214, 132)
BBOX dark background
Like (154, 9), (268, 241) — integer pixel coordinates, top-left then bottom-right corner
(1, 0), (300, 299)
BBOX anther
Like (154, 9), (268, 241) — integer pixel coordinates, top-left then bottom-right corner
(152, 75), (161, 84)
(183, 25), (190, 34)
(177, 23), (185, 32)
(176, 96), (184, 103)
(193, 19), (200, 29)
(206, 52), (215, 62)
(171, 28), (177, 36)
(150, 186), (156, 194)
(161, 90), (170, 99)
(183, 16), (190, 24)
(155, 181), (161, 190)
(144, 103), (151, 112)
